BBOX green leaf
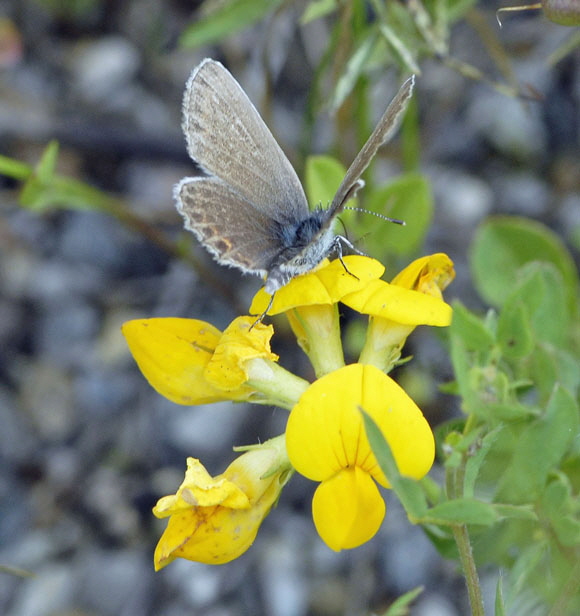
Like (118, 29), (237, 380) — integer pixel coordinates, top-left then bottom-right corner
(485, 401), (536, 422)
(526, 344), (580, 405)
(6, 140), (114, 213)
(422, 524), (457, 558)
(378, 22), (420, 74)
(495, 575), (506, 616)
(495, 385), (579, 503)
(395, 477), (430, 522)
(19, 175), (44, 210)
(361, 409), (428, 519)
(509, 542), (547, 598)
(497, 300), (534, 359)
(21, 172), (110, 212)
(541, 476), (570, 514)
(362, 408), (400, 479)
(470, 216), (578, 314)
(380, 586), (424, 615)
(361, 172), (433, 256)
(421, 498), (499, 526)
(304, 155), (346, 209)
(552, 516), (580, 547)
(300, 0), (337, 24)
(449, 334), (478, 410)
(449, 301), (495, 352)
(20, 141), (61, 210)
(36, 139), (59, 183)
(329, 30), (378, 111)
(503, 262), (569, 349)
(464, 426), (502, 498)
(492, 503), (537, 521)
(0, 154), (32, 181)
(540, 476), (580, 546)
(179, 0), (284, 49)
(420, 474), (443, 505)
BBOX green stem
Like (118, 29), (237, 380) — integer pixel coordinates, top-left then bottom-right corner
(446, 458), (485, 616)
(247, 360), (310, 410)
(290, 305), (345, 378)
(451, 523), (486, 616)
(358, 317), (411, 372)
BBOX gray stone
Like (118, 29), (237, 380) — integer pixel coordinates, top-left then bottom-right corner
(71, 36), (141, 103)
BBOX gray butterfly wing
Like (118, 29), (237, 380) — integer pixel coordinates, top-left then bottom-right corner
(175, 176), (286, 274)
(182, 58), (309, 225)
(327, 75), (416, 220)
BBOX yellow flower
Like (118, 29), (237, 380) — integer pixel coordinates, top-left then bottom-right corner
(341, 254), (454, 326)
(391, 252), (455, 298)
(352, 254), (455, 371)
(122, 317), (253, 405)
(248, 255), (453, 376)
(123, 316), (307, 409)
(153, 436), (291, 568)
(250, 256), (385, 377)
(204, 316), (278, 390)
(286, 364), (434, 551)
(250, 256), (385, 316)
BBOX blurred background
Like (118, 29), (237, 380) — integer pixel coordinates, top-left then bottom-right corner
(0, 1), (578, 615)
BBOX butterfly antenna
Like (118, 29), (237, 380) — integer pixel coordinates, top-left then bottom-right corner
(344, 206), (406, 226)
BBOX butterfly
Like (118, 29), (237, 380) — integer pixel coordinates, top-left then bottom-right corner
(175, 58), (414, 297)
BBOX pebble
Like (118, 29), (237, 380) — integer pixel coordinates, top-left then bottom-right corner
(428, 165), (494, 227)
(164, 401), (249, 457)
(7, 563), (74, 616)
(71, 36), (141, 103)
(1, 8), (576, 616)
(493, 171), (550, 217)
(468, 90), (547, 161)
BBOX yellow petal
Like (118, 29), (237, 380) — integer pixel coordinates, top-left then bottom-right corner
(286, 364), (434, 486)
(312, 467), (385, 551)
(153, 458), (249, 518)
(250, 256), (385, 315)
(153, 438), (291, 569)
(154, 504), (260, 568)
(122, 318), (253, 405)
(204, 316), (278, 390)
(391, 253), (455, 296)
(342, 279), (452, 326)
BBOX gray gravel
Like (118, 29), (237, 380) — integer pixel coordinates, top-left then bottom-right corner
(0, 2), (578, 615)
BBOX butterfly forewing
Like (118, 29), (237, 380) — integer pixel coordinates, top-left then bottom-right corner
(328, 75), (415, 218)
(181, 59), (309, 224)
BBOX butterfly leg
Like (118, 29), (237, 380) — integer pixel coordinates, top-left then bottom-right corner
(250, 293), (275, 330)
(333, 236), (361, 281)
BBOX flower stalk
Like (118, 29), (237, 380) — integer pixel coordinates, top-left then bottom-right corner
(446, 449), (485, 616)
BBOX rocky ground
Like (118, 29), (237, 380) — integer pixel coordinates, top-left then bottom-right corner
(0, 2), (578, 615)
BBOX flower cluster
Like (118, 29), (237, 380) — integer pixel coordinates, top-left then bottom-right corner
(123, 254), (454, 569)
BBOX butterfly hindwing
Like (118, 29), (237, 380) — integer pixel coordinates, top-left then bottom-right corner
(176, 176), (286, 273)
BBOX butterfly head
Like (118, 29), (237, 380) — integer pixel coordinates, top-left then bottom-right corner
(264, 208), (338, 294)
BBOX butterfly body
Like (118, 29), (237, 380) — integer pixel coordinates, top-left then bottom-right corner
(175, 59), (414, 298)
(264, 208), (337, 293)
